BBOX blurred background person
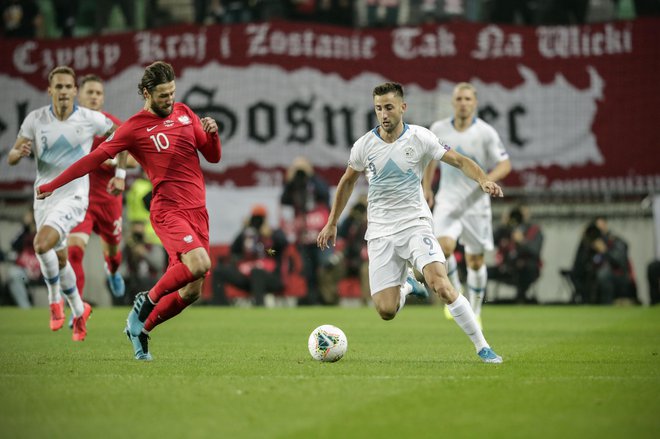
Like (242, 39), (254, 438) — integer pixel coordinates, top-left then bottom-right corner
(280, 156), (331, 305)
(488, 205), (543, 304)
(571, 216), (638, 305)
(1, 0), (42, 38)
(213, 204), (288, 306)
(3, 209), (40, 308)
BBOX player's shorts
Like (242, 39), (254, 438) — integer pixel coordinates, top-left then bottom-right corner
(433, 210), (494, 254)
(151, 207), (210, 269)
(367, 221), (445, 295)
(34, 195), (87, 251)
(70, 196), (123, 245)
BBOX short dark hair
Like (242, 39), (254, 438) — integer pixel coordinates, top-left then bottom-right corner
(373, 82), (404, 99)
(48, 66), (76, 85)
(138, 61), (175, 97)
(79, 74), (103, 88)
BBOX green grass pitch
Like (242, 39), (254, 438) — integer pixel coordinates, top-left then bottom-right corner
(1, 305), (659, 439)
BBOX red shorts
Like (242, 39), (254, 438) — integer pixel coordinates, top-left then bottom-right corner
(151, 207), (210, 268)
(71, 195), (123, 245)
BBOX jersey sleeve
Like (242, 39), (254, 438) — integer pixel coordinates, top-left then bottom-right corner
(17, 111), (36, 140)
(484, 124), (508, 165)
(89, 110), (114, 136)
(420, 127), (449, 161)
(348, 140), (365, 172)
(99, 121), (133, 158)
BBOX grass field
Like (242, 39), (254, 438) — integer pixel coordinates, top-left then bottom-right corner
(1, 305), (659, 439)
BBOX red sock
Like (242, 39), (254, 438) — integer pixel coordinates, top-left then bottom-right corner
(105, 250), (122, 274)
(148, 263), (197, 303)
(68, 245), (85, 298)
(144, 293), (192, 332)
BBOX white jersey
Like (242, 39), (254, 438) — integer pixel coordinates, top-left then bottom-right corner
(349, 123), (448, 240)
(18, 105), (113, 207)
(429, 117), (508, 216)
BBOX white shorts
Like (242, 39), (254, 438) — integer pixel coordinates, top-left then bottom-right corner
(367, 222), (445, 295)
(34, 195), (87, 251)
(433, 210), (494, 254)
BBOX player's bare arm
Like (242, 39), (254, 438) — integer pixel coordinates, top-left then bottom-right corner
(317, 166), (360, 250)
(487, 158), (512, 182)
(441, 149), (503, 197)
(422, 159), (438, 209)
(107, 150), (129, 195)
(7, 137), (33, 165)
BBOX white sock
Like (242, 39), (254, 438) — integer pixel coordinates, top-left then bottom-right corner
(60, 262), (84, 317)
(467, 265), (487, 317)
(447, 294), (488, 352)
(36, 250), (61, 304)
(397, 282), (412, 313)
(446, 254), (463, 294)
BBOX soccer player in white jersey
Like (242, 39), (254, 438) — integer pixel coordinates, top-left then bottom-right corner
(423, 83), (511, 328)
(7, 66), (118, 341)
(317, 82), (504, 363)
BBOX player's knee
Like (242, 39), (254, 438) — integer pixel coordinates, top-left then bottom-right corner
(186, 253), (211, 277)
(180, 288), (201, 303)
(428, 277), (455, 302)
(32, 238), (50, 255)
(376, 305), (397, 321)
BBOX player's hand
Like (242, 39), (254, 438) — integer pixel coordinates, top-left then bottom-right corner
(107, 176), (125, 195)
(15, 140), (32, 158)
(36, 187), (52, 200)
(317, 224), (337, 250)
(200, 117), (218, 134)
(480, 180), (503, 197)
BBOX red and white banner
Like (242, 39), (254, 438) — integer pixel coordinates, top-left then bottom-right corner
(1, 19), (659, 192)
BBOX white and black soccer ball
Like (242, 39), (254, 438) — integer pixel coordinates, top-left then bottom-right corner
(308, 324), (348, 362)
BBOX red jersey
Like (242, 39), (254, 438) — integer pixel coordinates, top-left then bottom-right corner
(40, 103), (222, 212)
(89, 111), (122, 203)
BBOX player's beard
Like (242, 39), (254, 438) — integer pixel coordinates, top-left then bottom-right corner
(151, 102), (173, 118)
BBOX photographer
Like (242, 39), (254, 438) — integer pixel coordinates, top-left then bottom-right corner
(571, 217), (637, 304)
(488, 205), (543, 304)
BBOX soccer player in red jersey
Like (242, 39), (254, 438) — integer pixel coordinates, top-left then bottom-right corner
(37, 61), (221, 360)
(68, 74), (131, 306)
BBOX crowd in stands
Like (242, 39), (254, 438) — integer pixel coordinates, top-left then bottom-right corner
(3, 0), (660, 39)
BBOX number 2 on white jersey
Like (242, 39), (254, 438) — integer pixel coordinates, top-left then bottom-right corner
(149, 133), (170, 152)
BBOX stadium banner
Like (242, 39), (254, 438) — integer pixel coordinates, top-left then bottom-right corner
(1, 19), (659, 192)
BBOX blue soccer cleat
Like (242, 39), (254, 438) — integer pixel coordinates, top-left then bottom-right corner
(106, 264), (126, 298)
(126, 291), (148, 337)
(406, 268), (429, 299)
(125, 327), (152, 361)
(478, 347), (503, 364)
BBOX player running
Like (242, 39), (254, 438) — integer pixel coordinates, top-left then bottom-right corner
(317, 82), (504, 363)
(68, 74), (132, 306)
(423, 83), (511, 328)
(37, 61), (221, 360)
(7, 66), (118, 341)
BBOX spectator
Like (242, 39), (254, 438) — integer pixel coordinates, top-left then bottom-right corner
(319, 197), (369, 304)
(3, 209), (40, 308)
(1, 0), (42, 38)
(280, 156), (331, 304)
(571, 216), (638, 305)
(213, 204), (288, 306)
(364, 0), (400, 27)
(487, 205), (543, 304)
(50, 0), (77, 37)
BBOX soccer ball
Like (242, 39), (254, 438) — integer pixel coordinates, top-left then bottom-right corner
(308, 324), (348, 362)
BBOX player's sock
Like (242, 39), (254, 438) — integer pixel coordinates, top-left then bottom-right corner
(105, 251), (122, 274)
(446, 254), (462, 294)
(446, 294), (488, 352)
(36, 250), (62, 304)
(144, 292), (192, 332)
(467, 265), (487, 317)
(60, 262), (84, 317)
(68, 245), (85, 297)
(147, 263), (197, 303)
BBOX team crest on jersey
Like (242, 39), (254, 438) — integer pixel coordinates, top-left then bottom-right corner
(183, 235), (193, 243)
(404, 146), (415, 159)
(164, 119), (175, 127)
(178, 115), (191, 124)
